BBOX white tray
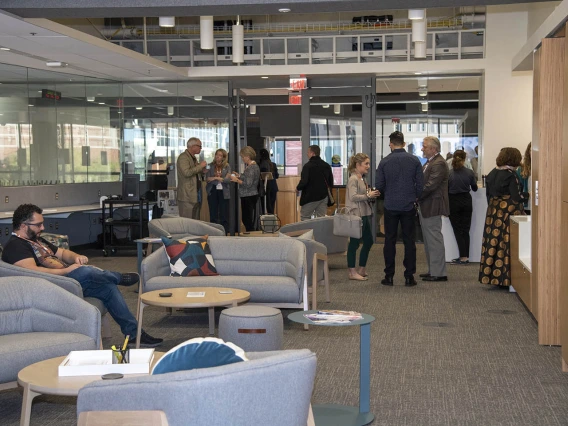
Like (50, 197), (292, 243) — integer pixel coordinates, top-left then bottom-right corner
(58, 349), (155, 377)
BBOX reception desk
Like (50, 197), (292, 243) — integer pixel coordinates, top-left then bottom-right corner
(441, 188), (487, 263)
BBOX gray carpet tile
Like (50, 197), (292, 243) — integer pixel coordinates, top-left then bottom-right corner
(1, 243), (568, 426)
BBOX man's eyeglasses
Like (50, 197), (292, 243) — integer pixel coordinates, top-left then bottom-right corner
(24, 222), (44, 228)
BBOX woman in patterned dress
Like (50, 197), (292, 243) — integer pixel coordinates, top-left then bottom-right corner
(479, 148), (528, 287)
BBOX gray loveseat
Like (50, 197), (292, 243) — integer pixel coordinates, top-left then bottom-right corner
(141, 236), (308, 310)
(77, 349), (316, 426)
(0, 277), (100, 387)
(0, 260), (111, 337)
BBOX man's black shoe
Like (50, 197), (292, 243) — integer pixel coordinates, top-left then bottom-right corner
(405, 276), (417, 286)
(119, 273), (140, 287)
(381, 276), (394, 286)
(129, 331), (163, 348)
(419, 273), (431, 278)
(422, 276), (448, 282)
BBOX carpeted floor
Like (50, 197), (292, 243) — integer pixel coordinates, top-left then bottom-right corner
(2, 243), (568, 426)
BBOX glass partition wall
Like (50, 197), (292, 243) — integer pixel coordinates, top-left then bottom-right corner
(0, 63), (229, 187)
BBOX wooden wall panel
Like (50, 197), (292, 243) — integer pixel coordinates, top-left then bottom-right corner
(533, 38), (564, 346)
(275, 176), (300, 225)
(561, 202), (568, 370)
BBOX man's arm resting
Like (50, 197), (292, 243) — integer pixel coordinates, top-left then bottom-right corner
(56, 247), (88, 265)
(14, 258), (81, 276)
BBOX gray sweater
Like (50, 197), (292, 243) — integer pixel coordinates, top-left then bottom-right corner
(238, 163), (260, 198)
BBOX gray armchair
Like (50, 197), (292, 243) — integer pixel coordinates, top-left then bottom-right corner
(77, 349), (317, 426)
(280, 216), (348, 255)
(0, 260), (111, 338)
(0, 277), (100, 387)
(148, 217), (225, 240)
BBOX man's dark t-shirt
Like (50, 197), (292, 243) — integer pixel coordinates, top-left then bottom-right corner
(2, 235), (60, 266)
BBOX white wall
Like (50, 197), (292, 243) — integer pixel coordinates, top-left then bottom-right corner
(482, 5), (533, 175)
(527, 1), (561, 38)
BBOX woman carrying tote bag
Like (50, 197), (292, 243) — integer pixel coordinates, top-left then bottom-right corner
(346, 153), (379, 281)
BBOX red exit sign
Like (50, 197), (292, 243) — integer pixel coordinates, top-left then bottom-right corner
(41, 89), (61, 101)
(289, 93), (302, 104)
(289, 77), (307, 91)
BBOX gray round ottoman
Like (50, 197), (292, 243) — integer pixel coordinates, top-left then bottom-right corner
(219, 306), (283, 352)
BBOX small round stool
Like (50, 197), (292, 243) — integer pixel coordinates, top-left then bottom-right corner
(218, 306), (283, 352)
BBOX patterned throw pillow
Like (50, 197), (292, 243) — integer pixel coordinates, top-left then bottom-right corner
(151, 337), (247, 375)
(161, 235), (219, 276)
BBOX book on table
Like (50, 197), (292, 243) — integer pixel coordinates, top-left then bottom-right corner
(304, 310), (363, 324)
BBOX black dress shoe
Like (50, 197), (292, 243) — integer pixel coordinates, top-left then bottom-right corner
(405, 276), (417, 286)
(422, 275), (448, 282)
(419, 273), (431, 278)
(381, 276), (394, 286)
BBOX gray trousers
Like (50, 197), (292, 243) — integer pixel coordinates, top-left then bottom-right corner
(418, 210), (447, 277)
(300, 197), (328, 221)
(178, 200), (201, 220)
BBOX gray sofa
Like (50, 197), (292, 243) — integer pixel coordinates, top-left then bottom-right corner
(77, 349), (316, 426)
(0, 277), (100, 387)
(141, 236), (308, 310)
(0, 260), (111, 337)
(280, 216), (348, 255)
(148, 217), (226, 239)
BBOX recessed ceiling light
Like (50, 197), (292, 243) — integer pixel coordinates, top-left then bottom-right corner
(98, 102), (105, 105)
(261, 76), (269, 79)
(117, 111), (122, 114)
(1, 47), (11, 51)
(414, 72), (422, 75)
(278, 8), (291, 13)
(322, 104), (330, 108)
(28, 104), (33, 107)
(37, 90), (42, 93)
(194, 96), (202, 101)
(136, 107), (143, 110)
(87, 96), (95, 102)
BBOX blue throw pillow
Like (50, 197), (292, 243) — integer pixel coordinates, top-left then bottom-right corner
(151, 337), (247, 375)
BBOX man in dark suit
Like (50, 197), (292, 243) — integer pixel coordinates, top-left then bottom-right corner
(376, 131), (424, 287)
(418, 136), (450, 282)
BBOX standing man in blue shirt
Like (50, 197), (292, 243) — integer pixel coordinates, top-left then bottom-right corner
(376, 131), (424, 286)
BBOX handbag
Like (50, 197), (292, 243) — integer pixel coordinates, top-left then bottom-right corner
(333, 207), (362, 239)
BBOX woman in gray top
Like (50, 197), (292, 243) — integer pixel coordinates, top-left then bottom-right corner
(230, 146), (260, 232)
(205, 148), (232, 234)
(345, 153), (379, 281)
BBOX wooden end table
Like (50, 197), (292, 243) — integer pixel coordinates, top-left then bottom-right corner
(137, 287), (251, 347)
(17, 352), (164, 426)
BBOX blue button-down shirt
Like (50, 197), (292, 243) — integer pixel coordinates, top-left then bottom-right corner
(375, 148), (424, 211)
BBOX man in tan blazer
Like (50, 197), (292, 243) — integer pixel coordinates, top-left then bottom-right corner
(418, 136), (450, 282)
(177, 137), (207, 219)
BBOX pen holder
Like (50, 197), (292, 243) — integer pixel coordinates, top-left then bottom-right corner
(112, 348), (130, 364)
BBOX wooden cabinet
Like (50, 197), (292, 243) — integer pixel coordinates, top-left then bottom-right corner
(275, 176), (300, 226)
(510, 218), (532, 313)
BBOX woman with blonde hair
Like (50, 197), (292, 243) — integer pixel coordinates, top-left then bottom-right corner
(205, 148), (231, 233)
(448, 150), (478, 265)
(345, 153), (379, 280)
(230, 146), (260, 232)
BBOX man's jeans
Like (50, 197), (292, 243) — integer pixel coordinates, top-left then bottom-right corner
(66, 266), (138, 337)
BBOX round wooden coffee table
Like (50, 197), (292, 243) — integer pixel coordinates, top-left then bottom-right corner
(137, 287), (251, 346)
(17, 352), (164, 426)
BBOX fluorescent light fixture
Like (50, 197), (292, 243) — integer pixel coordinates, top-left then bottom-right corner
(87, 97), (95, 102)
(159, 17), (175, 27)
(28, 104), (33, 107)
(200, 16), (214, 50)
(136, 107), (143, 110)
(117, 111), (122, 114)
(250, 105), (257, 114)
(0, 47), (10, 51)
(415, 72), (422, 75)
(46, 61), (66, 67)
(408, 9), (426, 20)
(167, 106), (174, 115)
(334, 104), (340, 114)
(322, 104), (330, 108)
(261, 76), (269, 79)
(98, 102), (105, 105)
(194, 96), (202, 101)
(279, 8), (291, 12)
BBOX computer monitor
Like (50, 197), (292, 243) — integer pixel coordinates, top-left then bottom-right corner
(122, 174), (140, 201)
